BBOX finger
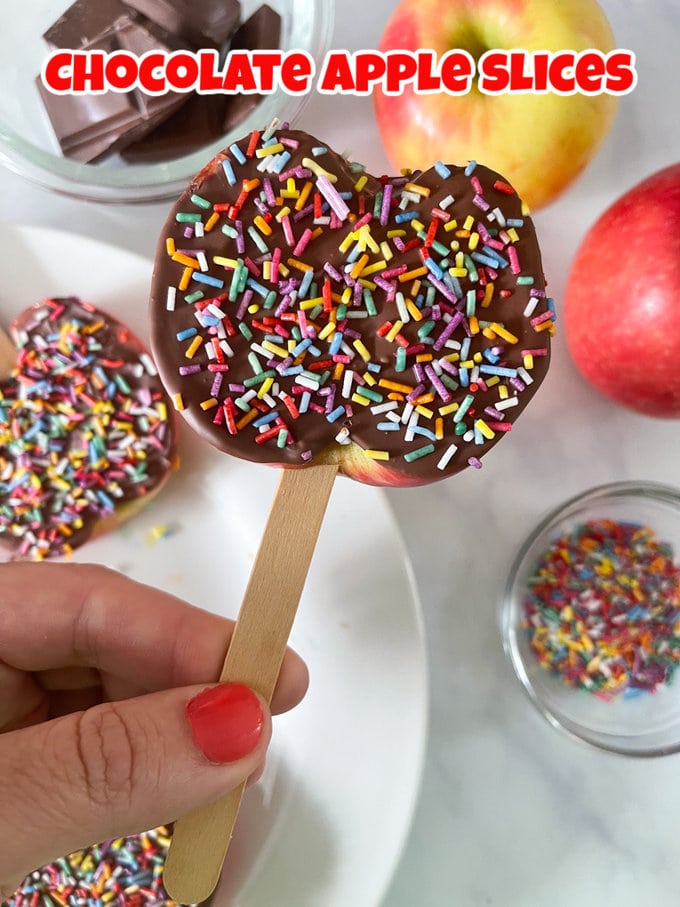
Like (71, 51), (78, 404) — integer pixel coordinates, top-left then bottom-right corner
(0, 661), (46, 731)
(0, 683), (270, 893)
(0, 563), (308, 714)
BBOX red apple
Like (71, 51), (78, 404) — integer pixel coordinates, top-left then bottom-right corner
(374, 0), (619, 211)
(564, 163), (680, 417)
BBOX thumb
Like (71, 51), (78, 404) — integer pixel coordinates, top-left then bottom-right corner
(0, 683), (270, 894)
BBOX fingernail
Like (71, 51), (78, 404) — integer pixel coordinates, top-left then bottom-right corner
(186, 683), (265, 764)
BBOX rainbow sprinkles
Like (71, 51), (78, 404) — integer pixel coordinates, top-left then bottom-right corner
(150, 122), (554, 485)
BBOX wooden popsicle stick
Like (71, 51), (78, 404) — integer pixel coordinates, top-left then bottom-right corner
(0, 325), (17, 376)
(162, 463), (338, 905)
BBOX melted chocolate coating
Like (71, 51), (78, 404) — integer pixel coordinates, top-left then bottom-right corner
(150, 128), (552, 485)
(0, 297), (176, 558)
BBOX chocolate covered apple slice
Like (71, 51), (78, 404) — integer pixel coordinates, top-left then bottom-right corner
(149, 125), (552, 901)
(0, 296), (177, 560)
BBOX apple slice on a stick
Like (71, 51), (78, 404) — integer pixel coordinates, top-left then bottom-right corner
(162, 462), (337, 905)
(0, 323), (102, 692)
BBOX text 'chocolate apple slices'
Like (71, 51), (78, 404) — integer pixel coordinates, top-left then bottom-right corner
(149, 125), (554, 902)
(0, 296), (177, 561)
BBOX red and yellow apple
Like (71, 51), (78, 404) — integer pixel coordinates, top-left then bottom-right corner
(565, 163), (680, 417)
(374, 0), (619, 210)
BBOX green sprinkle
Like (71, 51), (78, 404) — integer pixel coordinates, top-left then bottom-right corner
(239, 322), (253, 341)
(248, 351), (263, 375)
(395, 346), (407, 372)
(363, 287), (377, 316)
(277, 428), (288, 448)
(191, 194), (212, 209)
(176, 213), (202, 223)
(243, 370), (276, 388)
(404, 443), (435, 462)
(517, 275), (535, 285)
(184, 291), (204, 304)
(417, 320), (436, 340)
(264, 290), (278, 309)
(355, 386), (384, 403)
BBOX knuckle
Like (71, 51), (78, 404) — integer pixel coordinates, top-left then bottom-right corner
(73, 703), (138, 810)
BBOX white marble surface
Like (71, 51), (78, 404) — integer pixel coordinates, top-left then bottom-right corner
(1, 0), (680, 904)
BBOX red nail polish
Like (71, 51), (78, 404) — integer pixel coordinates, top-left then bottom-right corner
(186, 683), (264, 764)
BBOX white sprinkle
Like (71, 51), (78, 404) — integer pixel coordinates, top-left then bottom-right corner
(166, 287), (177, 311)
(437, 444), (458, 470)
(197, 251), (209, 272)
(296, 375), (320, 390)
(335, 427), (351, 445)
(140, 353), (157, 376)
(523, 297), (539, 318)
(195, 222), (205, 239)
(401, 402), (414, 425)
(220, 340), (234, 357)
(518, 367), (533, 385)
(439, 194), (455, 210)
(370, 401), (399, 415)
(495, 397), (519, 411)
(342, 370), (354, 398)
(207, 304), (226, 320)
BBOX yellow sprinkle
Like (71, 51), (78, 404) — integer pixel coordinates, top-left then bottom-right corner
(354, 174), (368, 191)
(339, 232), (356, 253)
(363, 371), (377, 386)
(410, 219), (425, 233)
(318, 321), (336, 340)
(353, 339), (371, 362)
(490, 322), (519, 344)
(435, 417), (444, 440)
(333, 362), (345, 381)
(213, 256), (239, 268)
(498, 385), (509, 399)
(360, 260), (387, 276)
(406, 298), (423, 322)
(341, 287), (353, 305)
(463, 215), (474, 230)
(205, 212), (220, 232)
(300, 296), (323, 310)
(275, 206), (291, 221)
(507, 227), (520, 243)
(295, 180), (314, 211)
(482, 283), (494, 308)
(387, 229), (406, 238)
(157, 402), (168, 422)
(380, 240), (393, 261)
(247, 304), (260, 314)
(185, 336), (203, 359)
(200, 398), (218, 411)
(439, 402), (459, 415)
(415, 404), (433, 419)
(415, 353), (433, 363)
(166, 237), (176, 256)
(254, 215), (273, 236)
(385, 320), (404, 343)
(475, 419), (495, 440)
(302, 157), (338, 181)
(399, 267), (428, 283)
(351, 393), (371, 407)
(449, 267), (467, 278)
(535, 320), (555, 334)
(287, 258), (314, 272)
(404, 181), (430, 197)
(364, 449), (390, 460)
(257, 377), (274, 398)
(444, 219), (459, 232)
(469, 315), (480, 335)
(262, 261), (271, 281)
(521, 200), (531, 216)
(256, 142), (284, 157)
(486, 375), (501, 388)
(262, 340), (287, 358)
(468, 232), (480, 250)
(524, 354), (535, 370)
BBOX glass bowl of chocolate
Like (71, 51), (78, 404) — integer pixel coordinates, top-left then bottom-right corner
(0, 0), (333, 202)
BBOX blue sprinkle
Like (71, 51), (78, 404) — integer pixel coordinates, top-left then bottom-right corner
(299, 268), (314, 298)
(479, 365), (518, 378)
(193, 272), (225, 289)
(291, 338), (312, 356)
(299, 391), (311, 414)
(246, 278), (269, 298)
(229, 143), (246, 164)
(176, 327), (197, 341)
(412, 426), (437, 441)
(327, 406), (346, 423)
(377, 421), (400, 431)
(435, 161), (452, 179)
(222, 159), (237, 185)
(328, 332), (343, 356)
(465, 160), (477, 175)
(253, 411), (280, 428)
(395, 211), (418, 223)
(272, 151), (292, 173)
(425, 258), (443, 280)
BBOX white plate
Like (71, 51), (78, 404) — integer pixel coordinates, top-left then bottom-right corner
(0, 223), (429, 907)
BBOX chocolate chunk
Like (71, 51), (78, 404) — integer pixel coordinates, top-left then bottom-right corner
(39, 9), (189, 162)
(123, 0), (241, 48)
(220, 5), (282, 130)
(43, 0), (134, 48)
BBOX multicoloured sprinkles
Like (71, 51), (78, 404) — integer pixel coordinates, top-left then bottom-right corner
(0, 297), (175, 560)
(151, 124), (553, 484)
(3, 827), (181, 907)
(523, 520), (680, 698)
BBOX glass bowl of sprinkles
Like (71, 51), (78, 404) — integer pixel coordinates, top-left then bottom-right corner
(501, 481), (680, 757)
(0, 0), (333, 203)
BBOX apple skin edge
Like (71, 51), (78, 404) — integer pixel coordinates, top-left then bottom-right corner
(564, 163), (680, 418)
(374, 0), (619, 211)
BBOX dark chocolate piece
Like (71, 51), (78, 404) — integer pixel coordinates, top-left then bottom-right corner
(149, 129), (552, 487)
(123, 0), (241, 48)
(43, 0), (133, 48)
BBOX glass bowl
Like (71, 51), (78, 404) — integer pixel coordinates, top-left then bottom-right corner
(501, 481), (680, 757)
(0, 0), (333, 203)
